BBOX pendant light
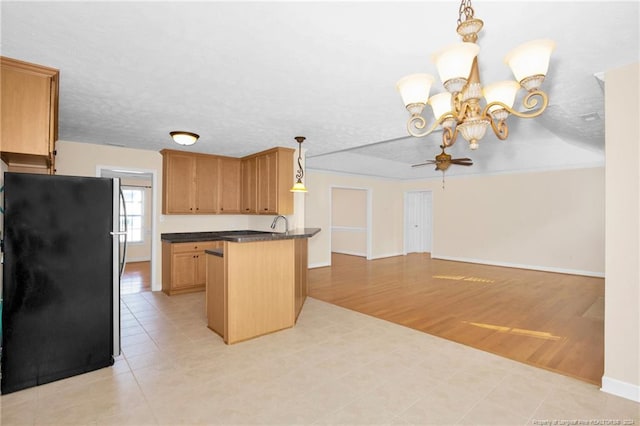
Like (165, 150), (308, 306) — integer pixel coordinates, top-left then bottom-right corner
(290, 136), (308, 193)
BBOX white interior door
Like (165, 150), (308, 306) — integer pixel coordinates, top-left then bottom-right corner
(405, 191), (432, 254)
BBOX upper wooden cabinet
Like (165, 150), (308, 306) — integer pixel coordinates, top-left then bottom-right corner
(161, 147), (294, 216)
(219, 157), (241, 214)
(240, 157), (258, 214)
(194, 155), (220, 214)
(1, 56), (59, 174)
(253, 147), (294, 215)
(161, 150), (219, 214)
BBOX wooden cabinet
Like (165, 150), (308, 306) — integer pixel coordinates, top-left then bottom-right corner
(194, 155), (219, 213)
(162, 240), (221, 295)
(206, 253), (225, 337)
(240, 157), (257, 214)
(161, 146), (293, 216)
(218, 157), (241, 214)
(294, 238), (308, 319)
(161, 150), (219, 214)
(257, 152), (277, 213)
(162, 152), (195, 213)
(205, 236), (312, 343)
(206, 239), (295, 344)
(1, 56), (59, 174)
(252, 147), (295, 215)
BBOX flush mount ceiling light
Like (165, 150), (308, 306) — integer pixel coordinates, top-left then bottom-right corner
(290, 136), (308, 193)
(396, 0), (555, 150)
(170, 131), (199, 146)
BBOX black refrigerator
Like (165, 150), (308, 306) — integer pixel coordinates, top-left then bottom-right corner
(1, 172), (123, 394)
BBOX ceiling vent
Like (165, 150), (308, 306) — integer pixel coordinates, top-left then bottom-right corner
(580, 112), (601, 122)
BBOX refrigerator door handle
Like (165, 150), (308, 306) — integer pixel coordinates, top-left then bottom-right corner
(111, 178), (122, 358)
(118, 187), (128, 279)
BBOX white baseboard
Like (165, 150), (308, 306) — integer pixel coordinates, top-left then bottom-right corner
(369, 252), (404, 260)
(309, 261), (331, 269)
(332, 249), (367, 257)
(430, 254), (605, 278)
(601, 376), (640, 402)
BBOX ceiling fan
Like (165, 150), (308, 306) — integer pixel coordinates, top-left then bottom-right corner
(412, 145), (473, 171)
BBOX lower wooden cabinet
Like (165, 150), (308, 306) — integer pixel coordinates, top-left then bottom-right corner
(206, 253), (225, 337)
(205, 238), (310, 343)
(294, 238), (308, 319)
(162, 240), (221, 295)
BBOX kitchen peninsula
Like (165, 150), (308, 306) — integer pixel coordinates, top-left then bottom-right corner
(161, 228), (320, 344)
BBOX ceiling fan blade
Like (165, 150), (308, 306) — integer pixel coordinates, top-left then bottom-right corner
(451, 158), (472, 162)
(411, 160), (436, 168)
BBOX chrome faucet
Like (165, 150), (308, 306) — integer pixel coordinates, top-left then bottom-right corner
(270, 215), (289, 233)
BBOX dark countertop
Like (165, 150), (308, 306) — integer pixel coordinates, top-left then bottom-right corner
(162, 228), (321, 243)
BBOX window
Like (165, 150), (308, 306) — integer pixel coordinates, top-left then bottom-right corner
(121, 187), (144, 243)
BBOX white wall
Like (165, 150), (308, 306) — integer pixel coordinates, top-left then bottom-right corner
(331, 188), (367, 257)
(305, 171), (407, 267)
(306, 166), (605, 277)
(405, 167), (605, 276)
(602, 62), (640, 402)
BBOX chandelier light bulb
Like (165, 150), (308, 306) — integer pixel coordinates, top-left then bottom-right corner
(504, 39), (556, 85)
(396, 73), (435, 113)
(483, 80), (521, 120)
(431, 42), (480, 93)
(428, 92), (453, 122)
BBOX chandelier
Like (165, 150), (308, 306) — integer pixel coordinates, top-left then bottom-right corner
(396, 0), (555, 150)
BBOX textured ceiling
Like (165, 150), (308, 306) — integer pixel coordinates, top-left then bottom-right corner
(1, 1), (638, 179)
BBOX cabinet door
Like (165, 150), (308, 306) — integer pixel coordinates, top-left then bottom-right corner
(172, 253), (197, 288)
(164, 153), (195, 214)
(241, 157), (257, 214)
(295, 238), (308, 319)
(257, 152), (278, 214)
(1, 58), (58, 160)
(195, 252), (208, 286)
(195, 241), (222, 285)
(219, 157), (241, 214)
(195, 156), (219, 213)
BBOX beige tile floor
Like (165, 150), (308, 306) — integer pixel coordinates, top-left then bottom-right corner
(1, 292), (639, 425)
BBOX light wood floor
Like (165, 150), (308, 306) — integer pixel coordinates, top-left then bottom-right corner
(308, 253), (604, 385)
(121, 261), (151, 294)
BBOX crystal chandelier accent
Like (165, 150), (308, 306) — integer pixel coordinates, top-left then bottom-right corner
(396, 0), (555, 150)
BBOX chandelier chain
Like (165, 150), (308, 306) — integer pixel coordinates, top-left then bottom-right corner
(457, 0), (475, 26)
